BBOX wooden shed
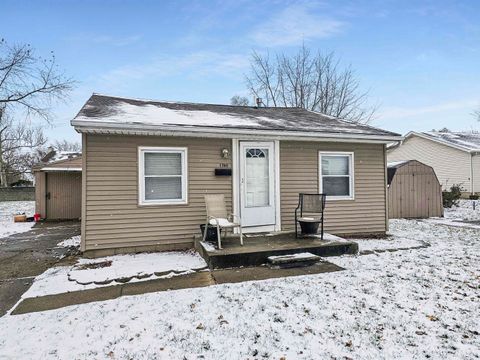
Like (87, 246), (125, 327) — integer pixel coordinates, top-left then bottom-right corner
(33, 155), (82, 220)
(387, 160), (443, 219)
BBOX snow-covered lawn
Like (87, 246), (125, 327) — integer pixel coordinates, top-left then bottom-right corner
(0, 201), (35, 240)
(22, 251), (208, 298)
(0, 217), (478, 359)
(426, 199), (480, 229)
(69, 251), (207, 285)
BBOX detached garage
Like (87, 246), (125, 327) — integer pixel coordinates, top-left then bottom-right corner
(34, 154), (82, 220)
(388, 160), (443, 219)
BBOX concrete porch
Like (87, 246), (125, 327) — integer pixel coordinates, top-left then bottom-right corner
(195, 232), (359, 269)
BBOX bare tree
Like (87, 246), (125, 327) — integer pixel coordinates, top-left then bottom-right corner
(52, 139), (81, 152)
(0, 39), (74, 186)
(245, 46), (377, 123)
(0, 39), (74, 121)
(0, 109), (47, 186)
(230, 95), (250, 106)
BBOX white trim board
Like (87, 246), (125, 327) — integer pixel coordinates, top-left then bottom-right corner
(73, 122), (403, 144)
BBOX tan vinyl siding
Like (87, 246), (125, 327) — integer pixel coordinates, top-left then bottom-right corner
(83, 135), (232, 251)
(388, 135), (472, 192)
(280, 141), (387, 235)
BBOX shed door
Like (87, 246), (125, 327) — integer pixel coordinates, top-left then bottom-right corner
(46, 172), (82, 219)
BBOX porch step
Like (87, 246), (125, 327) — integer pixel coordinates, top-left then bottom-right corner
(267, 252), (322, 268)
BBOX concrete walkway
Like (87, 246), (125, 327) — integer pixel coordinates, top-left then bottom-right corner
(0, 221), (80, 316)
(11, 261), (344, 315)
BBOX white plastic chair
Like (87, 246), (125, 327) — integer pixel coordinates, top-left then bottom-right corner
(203, 194), (243, 249)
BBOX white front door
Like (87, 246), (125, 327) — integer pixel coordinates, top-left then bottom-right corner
(239, 141), (276, 227)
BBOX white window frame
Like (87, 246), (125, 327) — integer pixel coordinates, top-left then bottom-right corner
(138, 146), (188, 205)
(319, 151), (354, 201)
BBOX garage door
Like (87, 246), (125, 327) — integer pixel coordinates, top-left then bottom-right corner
(46, 172), (82, 219)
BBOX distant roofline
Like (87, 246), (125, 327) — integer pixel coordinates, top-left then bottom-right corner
(404, 131), (480, 153)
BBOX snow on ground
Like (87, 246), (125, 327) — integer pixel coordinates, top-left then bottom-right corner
(56, 235), (81, 248)
(69, 251), (207, 285)
(0, 201), (35, 240)
(21, 251), (207, 298)
(444, 199), (480, 221)
(426, 199), (480, 229)
(355, 237), (425, 252)
(0, 217), (478, 359)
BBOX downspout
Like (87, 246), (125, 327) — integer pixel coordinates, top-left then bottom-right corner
(471, 153), (474, 196)
(384, 144), (389, 232)
(471, 151), (479, 196)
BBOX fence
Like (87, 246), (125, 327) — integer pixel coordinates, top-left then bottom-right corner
(0, 187), (35, 201)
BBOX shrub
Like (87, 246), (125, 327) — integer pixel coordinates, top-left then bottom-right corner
(442, 184), (463, 208)
(469, 194), (479, 200)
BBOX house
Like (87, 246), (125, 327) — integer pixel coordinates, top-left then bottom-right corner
(33, 150), (82, 220)
(388, 131), (480, 195)
(71, 94), (402, 257)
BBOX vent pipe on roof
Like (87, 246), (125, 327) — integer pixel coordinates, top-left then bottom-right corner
(255, 97), (263, 108)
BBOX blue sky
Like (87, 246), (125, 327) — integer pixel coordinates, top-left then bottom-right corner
(3, 0), (480, 142)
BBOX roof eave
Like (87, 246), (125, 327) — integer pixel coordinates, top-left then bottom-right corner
(405, 131), (480, 153)
(71, 121), (403, 144)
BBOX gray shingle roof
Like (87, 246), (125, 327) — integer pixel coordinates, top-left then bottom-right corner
(71, 94), (401, 139)
(418, 131), (480, 152)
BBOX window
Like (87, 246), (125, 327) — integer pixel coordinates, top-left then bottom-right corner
(319, 152), (354, 200)
(139, 147), (187, 205)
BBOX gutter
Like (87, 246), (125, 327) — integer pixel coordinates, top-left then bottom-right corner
(71, 121), (403, 144)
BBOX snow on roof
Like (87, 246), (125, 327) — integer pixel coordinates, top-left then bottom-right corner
(47, 151), (82, 163)
(387, 160), (409, 168)
(417, 131), (480, 152)
(71, 94), (401, 139)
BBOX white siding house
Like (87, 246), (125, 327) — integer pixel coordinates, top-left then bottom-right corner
(388, 131), (480, 195)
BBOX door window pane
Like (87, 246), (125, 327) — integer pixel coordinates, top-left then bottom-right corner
(245, 148), (269, 207)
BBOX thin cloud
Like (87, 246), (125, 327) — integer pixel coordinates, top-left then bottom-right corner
(68, 34), (142, 47)
(381, 99), (479, 119)
(251, 4), (344, 47)
(97, 52), (250, 90)
(91, 35), (142, 47)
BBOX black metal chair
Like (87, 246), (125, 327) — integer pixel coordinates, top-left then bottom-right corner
(295, 193), (326, 239)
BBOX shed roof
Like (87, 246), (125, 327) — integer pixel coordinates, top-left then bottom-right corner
(34, 154), (82, 172)
(71, 94), (401, 142)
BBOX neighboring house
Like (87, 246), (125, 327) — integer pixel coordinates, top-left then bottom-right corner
(33, 150), (82, 220)
(71, 94), (402, 257)
(388, 131), (480, 195)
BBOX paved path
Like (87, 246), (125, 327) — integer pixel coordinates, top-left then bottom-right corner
(11, 261), (344, 315)
(0, 221), (80, 316)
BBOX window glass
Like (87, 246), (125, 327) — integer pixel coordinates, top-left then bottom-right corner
(320, 154), (353, 198)
(140, 149), (186, 203)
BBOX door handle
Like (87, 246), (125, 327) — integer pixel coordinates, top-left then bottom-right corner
(46, 192), (51, 200)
